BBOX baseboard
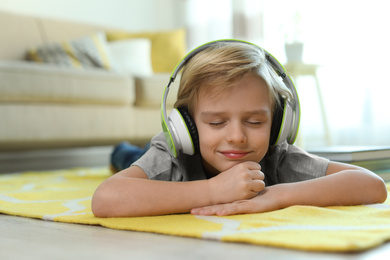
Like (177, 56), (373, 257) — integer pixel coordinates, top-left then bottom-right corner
(0, 146), (113, 173)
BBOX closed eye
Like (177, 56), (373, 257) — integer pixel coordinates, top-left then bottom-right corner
(244, 120), (264, 127)
(247, 121), (261, 125)
(209, 121), (225, 126)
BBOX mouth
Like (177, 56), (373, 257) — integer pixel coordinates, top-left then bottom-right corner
(220, 150), (250, 159)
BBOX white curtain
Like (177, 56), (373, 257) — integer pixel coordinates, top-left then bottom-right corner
(181, 0), (390, 148)
(262, 0), (390, 148)
(182, 0), (264, 49)
(182, 0), (232, 50)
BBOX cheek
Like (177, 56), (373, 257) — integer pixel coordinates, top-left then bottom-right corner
(249, 129), (272, 159)
(196, 125), (222, 163)
(197, 126), (215, 149)
(256, 144), (269, 160)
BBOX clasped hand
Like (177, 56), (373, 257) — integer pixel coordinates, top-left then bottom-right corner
(192, 162), (284, 216)
(206, 161), (265, 205)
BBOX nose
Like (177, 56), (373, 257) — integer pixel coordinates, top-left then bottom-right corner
(226, 122), (247, 144)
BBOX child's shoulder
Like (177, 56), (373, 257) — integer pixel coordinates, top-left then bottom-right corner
(150, 131), (170, 149)
(266, 141), (329, 167)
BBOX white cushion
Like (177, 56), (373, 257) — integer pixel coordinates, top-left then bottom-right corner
(108, 39), (153, 77)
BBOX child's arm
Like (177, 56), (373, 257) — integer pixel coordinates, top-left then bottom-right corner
(190, 162), (388, 216)
(91, 161), (264, 217)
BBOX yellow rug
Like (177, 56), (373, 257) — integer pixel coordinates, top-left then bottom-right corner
(1, 167), (390, 252)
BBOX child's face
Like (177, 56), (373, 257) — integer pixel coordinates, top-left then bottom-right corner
(193, 74), (273, 177)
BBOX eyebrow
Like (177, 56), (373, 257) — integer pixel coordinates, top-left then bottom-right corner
(200, 109), (271, 118)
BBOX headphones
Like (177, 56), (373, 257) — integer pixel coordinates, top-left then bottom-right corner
(161, 39), (300, 157)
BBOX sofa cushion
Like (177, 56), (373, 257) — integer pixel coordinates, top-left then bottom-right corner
(134, 73), (179, 108)
(0, 103), (161, 149)
(38, 15), (107, 43)
(108, 38), (153, 77)
(27, 32), (118, 71)
(106, 29), (186, 73)
(0, 11), (44, 60)
(0, 61), (134, 105)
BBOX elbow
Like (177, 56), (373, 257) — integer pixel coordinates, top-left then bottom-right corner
(377, 182), (388, 204)
(369, 176), (388, 204)
(91, 187), (116, 218)
(91, 192), (109, 218)
(91, 185), (141, 218)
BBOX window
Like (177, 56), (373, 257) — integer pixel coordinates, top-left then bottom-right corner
(183, 0), (390, 148)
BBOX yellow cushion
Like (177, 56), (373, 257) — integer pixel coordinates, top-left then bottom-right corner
(106, 29), (186, 73)
(27, 32), (117, 71)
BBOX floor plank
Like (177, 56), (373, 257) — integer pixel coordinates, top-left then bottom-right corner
(1, 214), (390, 260)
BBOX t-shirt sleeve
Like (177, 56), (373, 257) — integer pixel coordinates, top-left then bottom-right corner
(132, 132), (183, 181)
(262, 141), (330, 185)
(132, 132), (207, 182)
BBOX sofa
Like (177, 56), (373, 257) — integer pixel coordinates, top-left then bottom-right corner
(0, 11), (185, 151)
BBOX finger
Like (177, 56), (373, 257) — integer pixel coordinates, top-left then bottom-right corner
(250, 170), (265, 180)
(191, 205), (223, 216)
(244, 161), (261, 171)
(215, 201), (253, 216)
(192, 204), (241, 216)
(250, 179), (265, 193)
(192, 200), (256, 216)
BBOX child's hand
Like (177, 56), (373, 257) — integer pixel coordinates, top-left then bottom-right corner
(191, 185), (281, 216)
(207, 161), (265, 205)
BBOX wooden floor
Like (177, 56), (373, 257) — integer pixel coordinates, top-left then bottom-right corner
(1, 214), (390, 260)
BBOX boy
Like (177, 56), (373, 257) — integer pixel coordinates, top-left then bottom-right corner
(92, 40), (387, 217)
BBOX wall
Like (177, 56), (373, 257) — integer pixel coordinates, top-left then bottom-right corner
(0, 0), (184, 31)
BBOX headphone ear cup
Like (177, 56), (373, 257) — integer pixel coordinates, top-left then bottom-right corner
(270, 98), (285, 146)
(177, 107), (199, 154)
(271, 97), (296, 146)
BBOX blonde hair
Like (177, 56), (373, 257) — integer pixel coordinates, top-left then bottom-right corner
(174, 42), (292, 116)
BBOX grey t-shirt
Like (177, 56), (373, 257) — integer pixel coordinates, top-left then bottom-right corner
(133, 132), (329, 186)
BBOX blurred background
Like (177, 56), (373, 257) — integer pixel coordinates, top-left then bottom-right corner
(1, 0), (389, 149)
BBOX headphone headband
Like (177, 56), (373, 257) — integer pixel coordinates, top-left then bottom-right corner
(161, 39), (300, 157)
